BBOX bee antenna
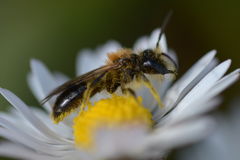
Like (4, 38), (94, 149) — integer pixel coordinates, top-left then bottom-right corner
(156, 10), (173, 49)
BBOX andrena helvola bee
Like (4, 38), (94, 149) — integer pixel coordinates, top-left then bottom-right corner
(42, 12), (178, 123)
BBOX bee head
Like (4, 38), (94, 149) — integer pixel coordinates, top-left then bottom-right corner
(140, 49), (177, 75)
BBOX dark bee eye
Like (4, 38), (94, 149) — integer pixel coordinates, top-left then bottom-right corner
(142, 59), (169, 74)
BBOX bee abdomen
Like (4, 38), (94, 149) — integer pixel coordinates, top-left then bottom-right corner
(52, 83), (87, 123)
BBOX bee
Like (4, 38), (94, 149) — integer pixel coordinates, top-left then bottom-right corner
(42, 12), (178, 123)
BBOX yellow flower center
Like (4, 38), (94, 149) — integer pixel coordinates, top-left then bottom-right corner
(73, 95), (153, 149)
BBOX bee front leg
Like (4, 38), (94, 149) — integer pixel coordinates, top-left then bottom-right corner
(121, 86), (136, 97)
(120, 85), (142, 105)
(139, 74), (164, 108)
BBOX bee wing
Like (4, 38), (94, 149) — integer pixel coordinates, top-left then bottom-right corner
(41, 64), (120, 104)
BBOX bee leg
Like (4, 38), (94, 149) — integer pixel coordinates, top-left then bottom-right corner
(120, 85), (142, 105)
(80, 72), (106, 112)
(139, 74), (164, 108)
(121, 87), (136, 97)
(79, 84), (91, 112)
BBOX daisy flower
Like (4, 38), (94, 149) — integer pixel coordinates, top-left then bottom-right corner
(0, 29), (239, 160)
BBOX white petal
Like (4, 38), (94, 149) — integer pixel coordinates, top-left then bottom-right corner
(76, 41), (121, 75)
(176, 50), (217, 89)
(207, 69), (240, 99)
(164, 50), (217, 107)
(173, 69), (239, 122)
(133, 36), (149, 51)
(0, 113), (62, 144)
(0, 121), (71, 156)
(177, 102), (240, 160)
(53, 72), (70, 84)
(170, 58), (218, 107)
(165, 97), (221, 125)
(0, 142), (91, 160)
(149, 28), (168, 53)
(178, 69), (240, 122)
(167, 49), (178, 68)
(0, 108), (71, 143)
(145, 117), (215, 151)
(162, 51), (218, 118)
(160, 60), (231, 125)
(0, 88), (70, 143)
(159, 74), (176, 97)
(90, 90), (111, 103)
(29, 59), (60, 111)
(96, 40), (121, 56)
(30, 59), (59, 95)
(0, 126), (89, 159)
(174, 59), (231, 109)
(159, 34), (168, 54)
(27, 72), (50, 110)
(31, 108), (73, 139)
(137, 86), (156, 111)
(76, 49), (94, 75)
(132, 75), (165, 112)
(0, 143), (57, 160)
(159, 68), (239, 124)
(133, 28), (168, 53)
(94, 126), (149, 159)
(143, 75), (175, 117)
(148, 29), (160, 48)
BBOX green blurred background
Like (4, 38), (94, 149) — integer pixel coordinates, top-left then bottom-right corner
(0, 0), (239, 159)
